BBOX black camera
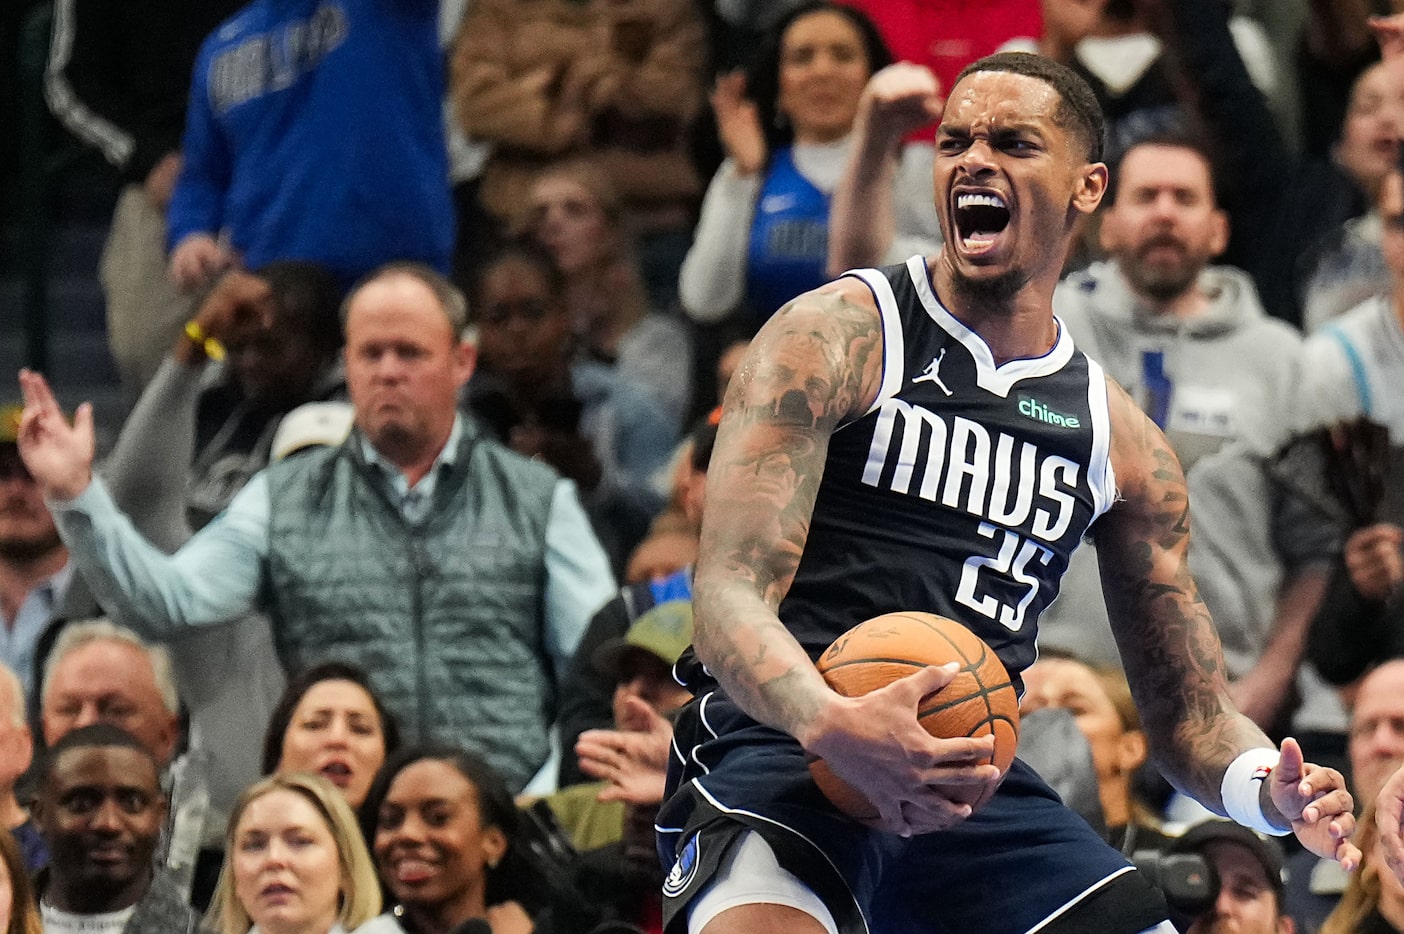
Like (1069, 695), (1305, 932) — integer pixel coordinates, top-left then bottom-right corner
(1132, 848), (1218, 930)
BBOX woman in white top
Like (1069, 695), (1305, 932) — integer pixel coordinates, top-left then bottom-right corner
(208, 772), (393, 934)
(678, 1), (938, 330)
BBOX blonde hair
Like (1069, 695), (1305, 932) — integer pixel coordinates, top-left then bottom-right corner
(208, 773), (382, 934)
(528, 158), (627, 236)
(1321, 802), (1383, 934)
(1, 830), (42, 934)
(1087, 662), (1140, 734)
(526, 158), (651, 331)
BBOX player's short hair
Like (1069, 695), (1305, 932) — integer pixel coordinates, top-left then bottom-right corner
(43, 619), (180, 716)
(955, 52), (1105, 164)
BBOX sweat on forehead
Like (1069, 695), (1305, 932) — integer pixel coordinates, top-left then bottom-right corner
(952, 52), (1105, 163)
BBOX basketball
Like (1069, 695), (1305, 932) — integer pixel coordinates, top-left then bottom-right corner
(807, 611), (1020, 821)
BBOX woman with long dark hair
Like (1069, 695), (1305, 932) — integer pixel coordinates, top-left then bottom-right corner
(362, 746), (601, 934)
(262, 661), (402, 810)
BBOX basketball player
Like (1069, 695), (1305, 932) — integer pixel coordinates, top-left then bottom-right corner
(657, 53), (1360, 934)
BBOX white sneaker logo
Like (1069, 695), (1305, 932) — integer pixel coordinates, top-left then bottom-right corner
(913, 348), (953, 396)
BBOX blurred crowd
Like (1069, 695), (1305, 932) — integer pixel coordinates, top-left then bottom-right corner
(4, 0), (1404, 931)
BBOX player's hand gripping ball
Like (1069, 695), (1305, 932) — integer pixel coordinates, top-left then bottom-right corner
(808, 611), (1020, 820)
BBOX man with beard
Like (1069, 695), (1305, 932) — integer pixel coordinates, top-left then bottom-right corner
(1054, 136), (1300, 470)
(31, 723), (199, 932)
(1038, 136), (1340, 742)
(655, 54), (1356, 934)
(0, 405), (74, 701)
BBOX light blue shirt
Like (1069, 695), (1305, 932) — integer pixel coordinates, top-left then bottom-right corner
(0, 561), (74, 699)
(49, 417), (615, 681)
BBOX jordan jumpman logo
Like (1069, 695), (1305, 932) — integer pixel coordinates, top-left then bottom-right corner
(912, 348), (953, 396)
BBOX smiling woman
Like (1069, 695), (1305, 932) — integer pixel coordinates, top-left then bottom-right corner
(209, 773), (387, 934)
(361, 746), (584, 934)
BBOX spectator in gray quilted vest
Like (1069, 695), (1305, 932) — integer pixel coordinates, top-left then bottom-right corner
(14, 263), (617, 793)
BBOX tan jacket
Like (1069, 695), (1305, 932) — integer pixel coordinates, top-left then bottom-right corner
(451, 0), (705, 229)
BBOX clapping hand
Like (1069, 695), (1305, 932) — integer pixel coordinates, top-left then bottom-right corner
(1344, 523), (1404, 601)
(712, 71), (766, 176)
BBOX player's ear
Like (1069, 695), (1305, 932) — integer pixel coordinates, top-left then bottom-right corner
(1073, 162), (1108, 216)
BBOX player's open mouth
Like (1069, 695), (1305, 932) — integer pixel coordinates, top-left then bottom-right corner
(952, 191), (1012, 257)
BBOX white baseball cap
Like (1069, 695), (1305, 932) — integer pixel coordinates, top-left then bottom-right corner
(271, 401), (355, 461)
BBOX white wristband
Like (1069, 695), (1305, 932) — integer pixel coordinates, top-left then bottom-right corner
(1221, 748), (1290, 836)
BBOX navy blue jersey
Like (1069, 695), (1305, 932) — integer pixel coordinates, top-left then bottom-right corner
(779, 256), (1116, 681)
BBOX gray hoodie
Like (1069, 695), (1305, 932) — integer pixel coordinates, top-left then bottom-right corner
(1039, 261), (1344, 731)
(1053, 260), (1303, 464)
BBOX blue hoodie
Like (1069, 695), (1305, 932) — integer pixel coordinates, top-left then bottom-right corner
(167, 0), (453, 284)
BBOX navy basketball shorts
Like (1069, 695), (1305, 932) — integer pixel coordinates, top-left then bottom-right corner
(656, 688), (1169, 934)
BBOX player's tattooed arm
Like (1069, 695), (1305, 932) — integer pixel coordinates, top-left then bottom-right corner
(692, 280), (884, 742)
(1094, 379), (1269, 810)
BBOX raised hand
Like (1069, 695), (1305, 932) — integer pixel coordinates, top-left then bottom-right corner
(197, 269), (274, 337)
(855, 63), (944, 151)
(1041, 0), (1111, 61)
(711, 70), (766, 176)
(16, 369), (95, 501)
(1269, 737), (1360, 869)
(803, 663), (1001, 837)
